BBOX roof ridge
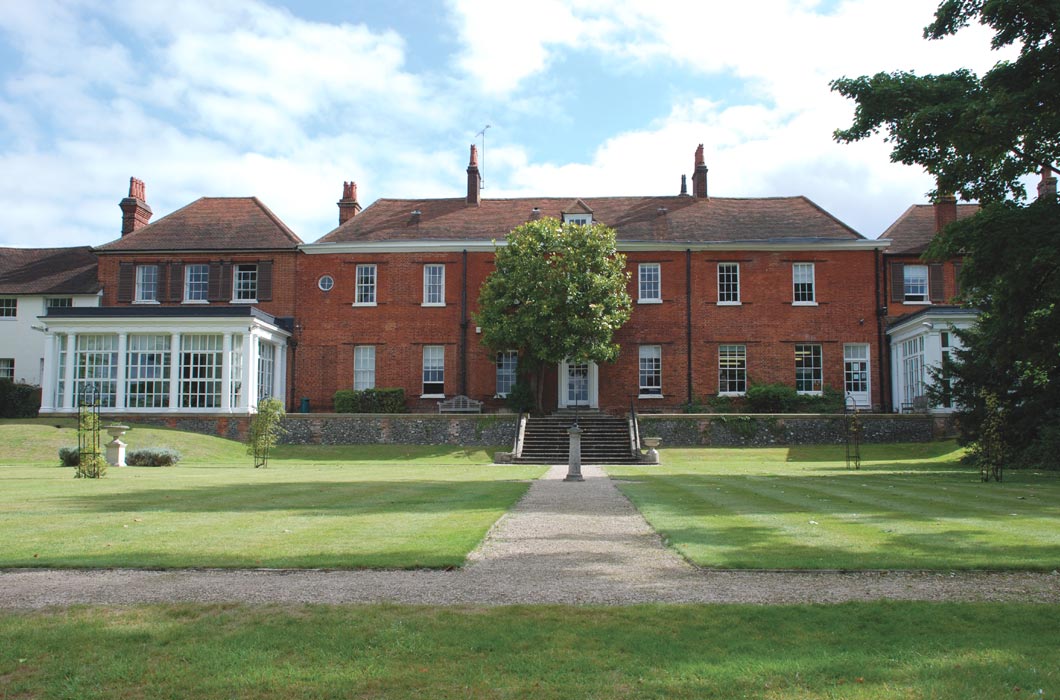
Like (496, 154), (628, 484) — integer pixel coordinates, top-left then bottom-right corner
(250, 197), (304, 245)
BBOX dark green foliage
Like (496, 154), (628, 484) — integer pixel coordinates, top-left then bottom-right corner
(505, 381), (535, 413)
(333, 388), (408, 413)
(126, 448), (182, 467)
(58, 446), (79, 466)
(745, 384), (844, 414)
(246, 397), (285, 469)
(0, 380), (39, 418)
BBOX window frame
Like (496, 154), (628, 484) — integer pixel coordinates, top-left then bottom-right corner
(563, 213), (592, 226)
(0, 358), (13, 380)
(0, 298), (17, 318)
(184, 263), (210, 303)
(354, 345), (375, 390)
(421, 345), (445, 397)
(232, 264), (258, 303)
(45, 297), (72, 309)
(717, 262), (741, 305)
(903, 264), (929, 303)
(638, 263), (662, 304)
(638, 345), (663, 398)
(794, 343), (823, 395)
(134, 264), (159, 303)
(354, 264), (377, 306)
(718, 344), (747, 395)
(495, 350), (518, 397)
(422, 264), (445, 306)
(792, 262), (816, 305)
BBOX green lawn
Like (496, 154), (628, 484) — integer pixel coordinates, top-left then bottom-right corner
(2, 603), (1058, 699)
(0, 420), (543, 569)
(609, 442), (1060, 570)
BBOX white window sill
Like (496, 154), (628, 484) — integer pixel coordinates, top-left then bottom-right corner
(638, 394), (664, 399)
(182, 299), (209, 305)
(352, 302), (377, 307)
(717, 392), (746, 397)
(902, 300), (932, 306)
(0, 317), (15, 321)
(231, 298), (258, 304)
(637, 298), (663, 305)
(792, 301), (818, 307)
(420, 394), (446, 399)
(493, 394), (509, 399)
(716, 301), (741, 306)
(421, 303), (446, 308)
(796, 391), (823, 396)
(133, 300), (160, 305)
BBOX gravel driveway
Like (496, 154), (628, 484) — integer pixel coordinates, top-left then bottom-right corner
(2, 464), (1057, 608)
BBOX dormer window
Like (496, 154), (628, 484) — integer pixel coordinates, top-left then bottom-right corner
(563, 213), (592, 226)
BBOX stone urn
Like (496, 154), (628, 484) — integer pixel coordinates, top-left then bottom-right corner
(103, 424), (130, 467)
(641, 436), (662, 464)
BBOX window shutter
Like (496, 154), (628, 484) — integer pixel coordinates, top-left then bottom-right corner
(168, 263), (184, 301)
(117, 262), (134, 303)
(156, 263), (168, 303)
(257, 260), (273, 301)
(207, 262), (223, 301)
(929, 264), (944, 302)
(952, 262), (962, 298)
(220, 263), (233, 301)
(889, 263), (904, 303)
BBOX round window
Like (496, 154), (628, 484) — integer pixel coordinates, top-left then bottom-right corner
(318, 275), (335, 292)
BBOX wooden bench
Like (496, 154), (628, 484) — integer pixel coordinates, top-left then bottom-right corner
(438, 395), (483, 414)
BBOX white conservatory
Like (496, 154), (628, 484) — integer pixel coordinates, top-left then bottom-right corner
(39, 307), (290, 415)
(887, 306), (978, 414)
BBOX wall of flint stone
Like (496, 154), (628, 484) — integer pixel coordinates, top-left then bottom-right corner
(103, 412), (937, 447)
(638, 413), (936, 447)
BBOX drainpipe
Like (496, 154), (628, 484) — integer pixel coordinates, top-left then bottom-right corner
(876, 248), (888, 412)
(686, 249), (693, 405)
(460, 249), (469, 396)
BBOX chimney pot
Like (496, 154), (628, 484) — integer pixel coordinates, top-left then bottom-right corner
(1037, 165), (1057, 202)
(680, 174), (689, 197)
(119, 176), (152, 236)
(338, 180), (361, 225)
(692, 144), (709, 198)
(466, 144), (481, 206)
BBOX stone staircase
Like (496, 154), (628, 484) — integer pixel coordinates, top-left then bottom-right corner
(515, 410), (638, 464)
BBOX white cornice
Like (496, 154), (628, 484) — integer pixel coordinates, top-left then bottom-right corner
(300, 238), (890, 254)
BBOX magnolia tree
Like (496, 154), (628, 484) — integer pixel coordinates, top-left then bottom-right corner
(475, 218), (632, 413)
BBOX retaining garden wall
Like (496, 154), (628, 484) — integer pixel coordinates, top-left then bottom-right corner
(638, 413), (939, 447)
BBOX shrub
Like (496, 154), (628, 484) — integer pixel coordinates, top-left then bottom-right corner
(505, 382), (535, 413)
(0, 380), (40, 418)
(58, 446), (80, 466)
(333, 388), (407, 413)
(746, 383), (800, 413)
(247, 397), (286, 468)
(126, 448), (182, 467)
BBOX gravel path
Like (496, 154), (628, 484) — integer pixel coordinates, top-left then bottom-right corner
(1, 464), (1057, 608)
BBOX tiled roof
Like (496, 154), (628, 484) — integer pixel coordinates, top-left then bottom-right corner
(880, 203), (980, 255)
(97, 197), (303, 252)
(0, 246), (100, 295)
(314, 195), (864, 244)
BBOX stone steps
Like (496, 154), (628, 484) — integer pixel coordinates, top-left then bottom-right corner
(515, 413), (638, 464)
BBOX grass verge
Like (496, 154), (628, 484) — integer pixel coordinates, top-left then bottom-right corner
(609, 442), (1060, 570)
(1, 603), (1057, 699)
(0, 420), (542, 569)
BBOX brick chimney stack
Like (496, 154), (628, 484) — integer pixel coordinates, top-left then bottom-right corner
(1037, 165), (1057, 202)
(933, 192), (957, 232)
(467, 144), (481, 207)
(338, 180), (361, 224)
(119, 177), (152, 236)
(692, 144), (708, 198)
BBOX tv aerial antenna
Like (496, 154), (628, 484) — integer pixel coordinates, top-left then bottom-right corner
(476, 124), (491, 189)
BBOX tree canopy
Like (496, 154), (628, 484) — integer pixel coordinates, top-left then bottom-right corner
(474, 218), (632, 411)
(832, 0), (1060, 470)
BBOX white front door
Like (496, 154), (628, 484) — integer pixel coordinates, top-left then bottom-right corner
(558, 360), (598, 409)
(843, 344), (871, 408)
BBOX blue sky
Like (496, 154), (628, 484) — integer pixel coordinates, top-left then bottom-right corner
(0, 0), (1008, 248)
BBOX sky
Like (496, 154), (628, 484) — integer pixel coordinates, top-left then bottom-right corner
(0, 0), (1012, 248)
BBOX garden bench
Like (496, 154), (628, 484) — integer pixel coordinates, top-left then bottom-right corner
(438, 395), (483, 414)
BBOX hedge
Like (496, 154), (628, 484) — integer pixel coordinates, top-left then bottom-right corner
(333, 388), (407, 413)
(0, 380), (39, 418)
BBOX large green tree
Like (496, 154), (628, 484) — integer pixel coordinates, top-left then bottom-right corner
(475, 218), (632, 413)
(831, 0), (1060, 467)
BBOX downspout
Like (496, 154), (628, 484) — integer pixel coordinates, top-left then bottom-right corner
(686, 249), (693, 406)
(460, 249), (469, 396)
(876, 248), (889, 412)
